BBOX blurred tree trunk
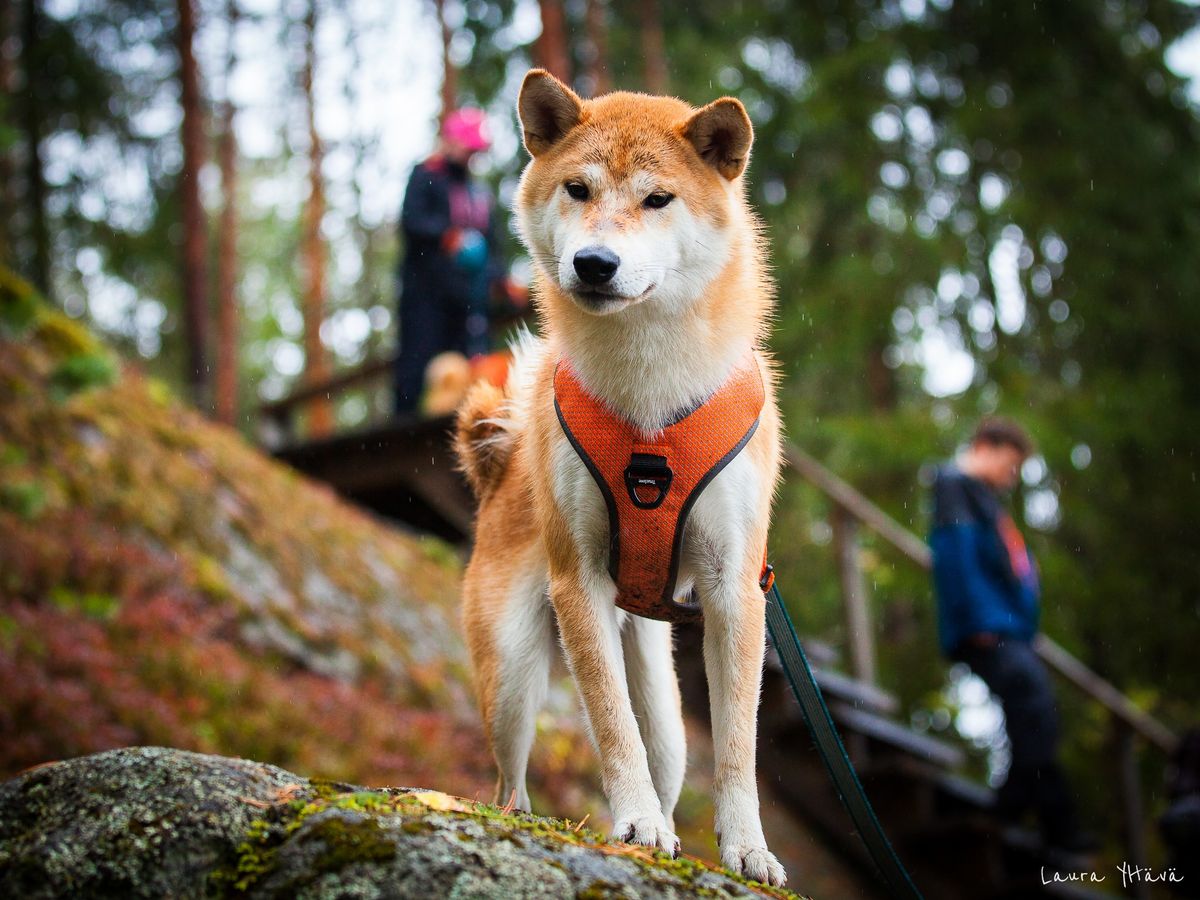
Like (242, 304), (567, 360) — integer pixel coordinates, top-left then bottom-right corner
(434, 0), (456, 122)
(0, 1), (16, 267)
(176, 0), (210, 408)
(866, 338), (897, 411)
(19, 0), (50, 301)
(534, 0), (571, 85)
(638, 0), (667, 94)
(214, 1), (240, 426)
(301, 0), (332, 437)
(583, 0), (610, 96)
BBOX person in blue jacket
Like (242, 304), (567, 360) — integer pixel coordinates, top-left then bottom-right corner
(931, 417), (1090, 853)
(394, 108), (503, 414)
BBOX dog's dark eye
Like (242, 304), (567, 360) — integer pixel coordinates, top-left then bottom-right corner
(565, 182), (589, 201)
(644, 192), (674, 209)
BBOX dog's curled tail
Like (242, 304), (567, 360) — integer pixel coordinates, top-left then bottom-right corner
(454, 380), (515, 500)
(454, 328), (541, 501)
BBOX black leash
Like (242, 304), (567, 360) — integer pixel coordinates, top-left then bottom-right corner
(764, 580), (924, 900)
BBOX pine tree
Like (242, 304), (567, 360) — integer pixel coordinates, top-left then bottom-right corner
(300, 0), (332, 436)
(176, 0), (210, 407)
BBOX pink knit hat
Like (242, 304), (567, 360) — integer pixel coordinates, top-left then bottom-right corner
(442, 108), (491, 152)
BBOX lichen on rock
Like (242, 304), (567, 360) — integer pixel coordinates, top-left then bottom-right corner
(0, 747), (806, 900)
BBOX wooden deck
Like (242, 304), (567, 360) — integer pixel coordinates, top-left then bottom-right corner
(272, 413), (475, 543)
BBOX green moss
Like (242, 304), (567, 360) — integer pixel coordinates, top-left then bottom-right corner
(210, 785), (410, 896)
(0, 481), (46, 520)
(48, 352), (117, 400)
(0, 268), (40, 338)
(145, 377), (173, 407)
(305, 815), (397, 873)
(48, 586), (120, 620)
(417, 534), (462, 571)
(193, 554), (232, 601)
(494, 829), (527, 848)
(578, 880), (630, 899)
(209, 817), (279, 894)
(33, 309), (105, 359)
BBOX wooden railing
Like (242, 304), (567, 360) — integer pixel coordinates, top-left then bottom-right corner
(258, 354), (397, 448)
(783, 443), (1178, 889)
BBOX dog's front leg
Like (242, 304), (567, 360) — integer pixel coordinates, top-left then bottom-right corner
(703, 571), (788, 887)
(550, 570), (680, 855)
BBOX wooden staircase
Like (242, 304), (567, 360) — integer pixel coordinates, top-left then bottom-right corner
(678, 630), (1118, 898)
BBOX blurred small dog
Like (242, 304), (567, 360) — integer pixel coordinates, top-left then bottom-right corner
(422, 351), (510, 417)
(423, 352), (473, 417)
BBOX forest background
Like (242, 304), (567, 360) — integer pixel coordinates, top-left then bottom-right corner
(2, 0), (1199, 846)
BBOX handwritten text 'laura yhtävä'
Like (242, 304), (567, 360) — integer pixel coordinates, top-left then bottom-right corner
(1042, 863), (1183, 888)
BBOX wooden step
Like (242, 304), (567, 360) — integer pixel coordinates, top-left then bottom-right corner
(901, 814), (1009, 899)
(811, 666), (900, 717)
(825, 701), (966, 770)
(932, 770), (995, 817)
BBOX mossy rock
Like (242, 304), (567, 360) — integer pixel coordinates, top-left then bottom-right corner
(0, 747), (806, 899)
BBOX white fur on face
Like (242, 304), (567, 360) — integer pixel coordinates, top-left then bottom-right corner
(523, 165), (732, 317)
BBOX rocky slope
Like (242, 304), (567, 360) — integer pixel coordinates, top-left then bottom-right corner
(0, 269), (590, 809)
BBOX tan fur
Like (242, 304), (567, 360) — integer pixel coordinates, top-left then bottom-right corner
(456, 70), (787, 886)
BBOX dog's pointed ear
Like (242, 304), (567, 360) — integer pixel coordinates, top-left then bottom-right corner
(518, 69), (583, 157)
(683, 98), (753, 180)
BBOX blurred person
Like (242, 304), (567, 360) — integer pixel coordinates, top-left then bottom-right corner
(1161, 728), (1200, 897)
(930, 417), (1093, 854)
(394, 108), (506, 414)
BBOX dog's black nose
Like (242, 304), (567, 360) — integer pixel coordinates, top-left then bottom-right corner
(573, 246), (620, 285)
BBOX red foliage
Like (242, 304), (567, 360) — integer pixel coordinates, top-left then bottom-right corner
(0, 509), (495, 794)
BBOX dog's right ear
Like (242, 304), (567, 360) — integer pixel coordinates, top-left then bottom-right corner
(518, 69), (583, 157)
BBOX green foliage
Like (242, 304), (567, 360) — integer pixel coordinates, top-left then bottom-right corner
(0, 270), (41, 338)
(0, 267), (118, 401)
(0, 482), (46, 521)
(48, 587), (120, 620)
(48, 352), (119, 400)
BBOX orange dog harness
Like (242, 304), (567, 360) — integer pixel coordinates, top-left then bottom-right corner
(553, 354), (766, 623)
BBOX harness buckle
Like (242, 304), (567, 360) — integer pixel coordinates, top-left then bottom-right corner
(624, 453), (673, 509)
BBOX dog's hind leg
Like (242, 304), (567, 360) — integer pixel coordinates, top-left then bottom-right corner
(623, 615), (687, 830)
(487, 570), (554, 811)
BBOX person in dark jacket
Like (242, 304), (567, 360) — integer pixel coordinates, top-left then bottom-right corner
(931, 417), (1090, 852)
(394, 108), (503, 413)
(1159, 728), (1200, 896)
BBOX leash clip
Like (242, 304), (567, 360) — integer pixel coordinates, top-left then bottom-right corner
(624, 453), (673, 509)
(759, 563), (775, 594)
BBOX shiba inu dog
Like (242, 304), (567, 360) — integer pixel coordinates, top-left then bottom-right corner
(454, 69), (786, 886)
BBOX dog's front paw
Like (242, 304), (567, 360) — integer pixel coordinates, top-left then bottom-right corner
(611, 815), (680, 856)
(722, 844), (787, 886)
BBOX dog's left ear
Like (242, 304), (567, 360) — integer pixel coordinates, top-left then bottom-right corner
(683, 98), (753, 181)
